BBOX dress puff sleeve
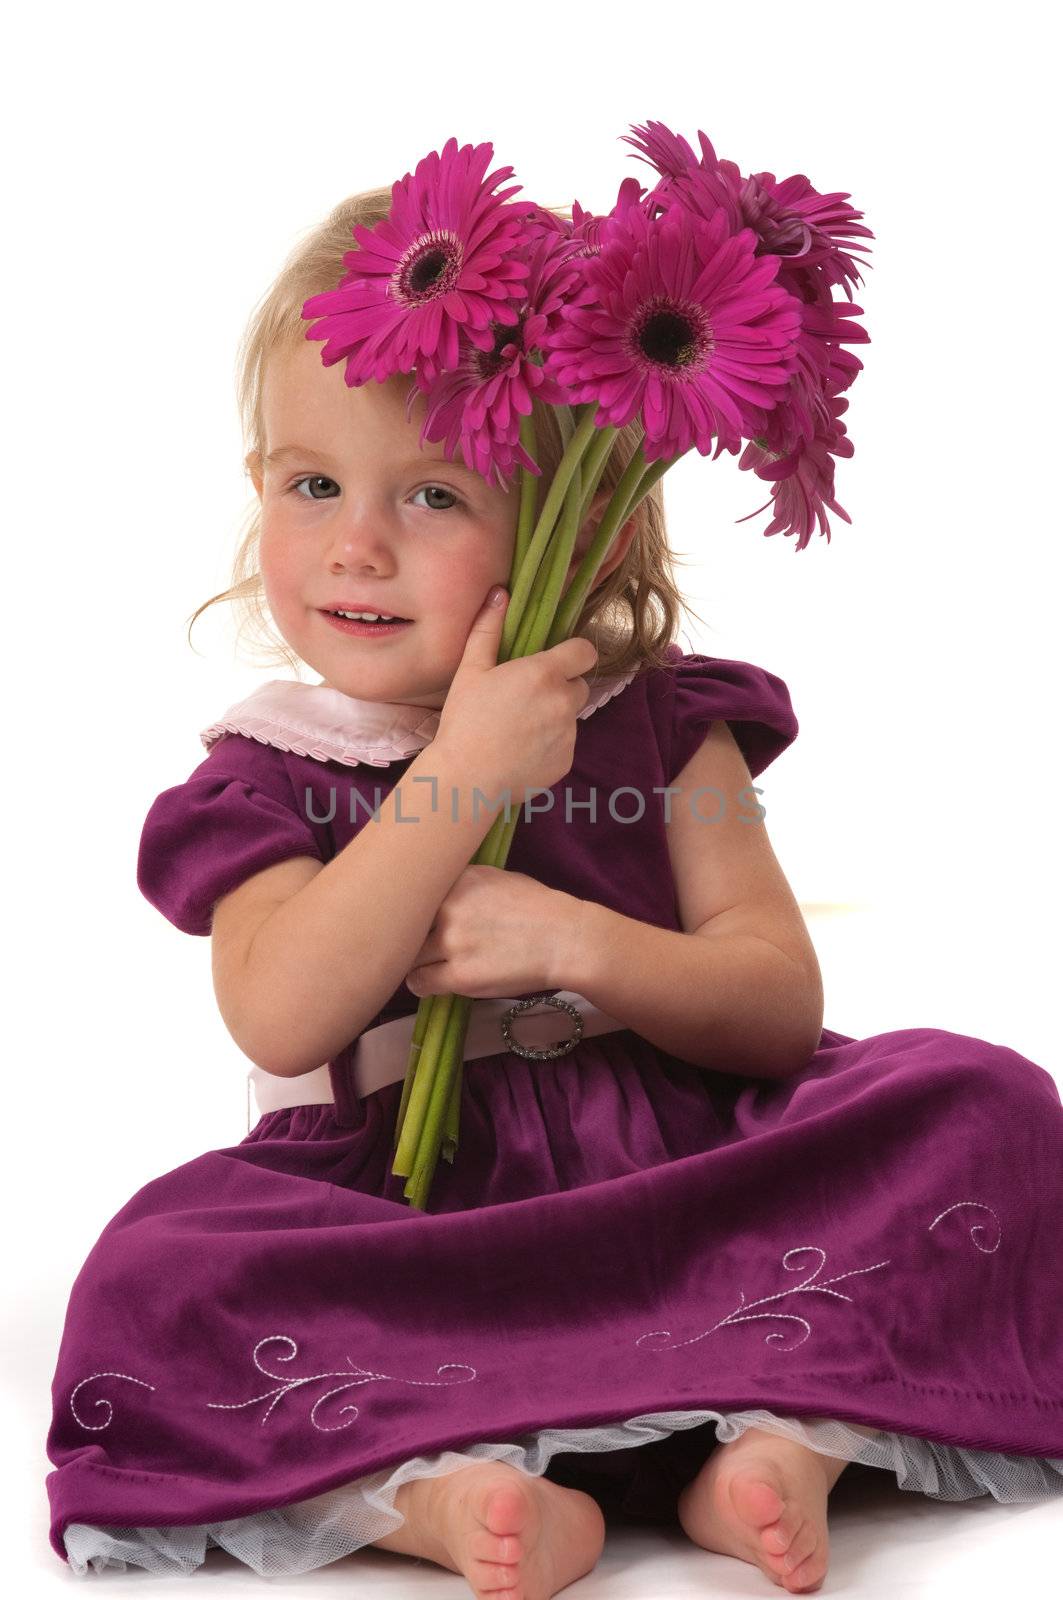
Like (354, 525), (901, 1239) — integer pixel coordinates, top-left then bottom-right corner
(665, 648), (799, 784)
(137, 733), (327, 937)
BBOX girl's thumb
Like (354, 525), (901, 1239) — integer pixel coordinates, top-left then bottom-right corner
(458, 585), (508, 669)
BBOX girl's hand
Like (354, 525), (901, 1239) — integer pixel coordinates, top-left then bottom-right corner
(434, 586), (599, 796)
(404, 865), (581, 1000)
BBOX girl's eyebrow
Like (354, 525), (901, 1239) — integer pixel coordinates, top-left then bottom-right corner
(264, 444), (481, 481)
(263, 445), (331, 467)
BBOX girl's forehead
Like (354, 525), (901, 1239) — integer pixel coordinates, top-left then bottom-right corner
(262, 341), (423, 440)
(266, 337), (408, 404)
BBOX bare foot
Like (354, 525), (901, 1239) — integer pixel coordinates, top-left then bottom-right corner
(369, 1458), (607, 1600)
(676, 1421), (871, 1593)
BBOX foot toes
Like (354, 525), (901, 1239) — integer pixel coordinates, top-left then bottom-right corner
(469, 1528), (517, 1562)
(473, 1559), (520, 1588)
(778, 1522), (816, 1572)
(786, 1549), (827, 1592)
(762, 1509), (806, 1562)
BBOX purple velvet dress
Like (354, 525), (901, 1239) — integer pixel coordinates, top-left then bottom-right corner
(45, 644), (1063, 1576)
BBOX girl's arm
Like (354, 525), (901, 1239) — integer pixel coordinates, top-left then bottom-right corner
(559, 911), (823, 1080)
(211, 739), (504, 1077)
(554, 719), (824, 1080)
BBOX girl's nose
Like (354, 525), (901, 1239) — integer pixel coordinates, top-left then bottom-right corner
(325, 509), (396, 564)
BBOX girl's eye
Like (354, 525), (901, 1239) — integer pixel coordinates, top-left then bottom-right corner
(287, 478), (463, 512)
(290, 475), (339, 500)
(411, 484), (463, 512)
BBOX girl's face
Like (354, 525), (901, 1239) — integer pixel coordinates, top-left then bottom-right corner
(248, 338), (521, 709)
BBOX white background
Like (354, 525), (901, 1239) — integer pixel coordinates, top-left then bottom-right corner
(6, 1), (1060, 1594)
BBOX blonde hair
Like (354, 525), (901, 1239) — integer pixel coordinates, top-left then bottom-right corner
(188, 186), (711, 684)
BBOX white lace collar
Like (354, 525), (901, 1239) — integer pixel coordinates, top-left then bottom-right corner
(199, 667), (640, 769)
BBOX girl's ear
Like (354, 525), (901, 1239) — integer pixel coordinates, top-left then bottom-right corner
(568, 490), (640, 590)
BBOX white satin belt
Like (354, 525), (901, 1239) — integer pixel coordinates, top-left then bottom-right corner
(247, 991), (629, 1120)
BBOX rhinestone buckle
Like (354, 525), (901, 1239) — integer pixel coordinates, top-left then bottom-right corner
(500, 993), (584, 1060)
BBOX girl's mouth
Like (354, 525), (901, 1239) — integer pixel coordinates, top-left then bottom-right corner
(320, 611), (413, 638)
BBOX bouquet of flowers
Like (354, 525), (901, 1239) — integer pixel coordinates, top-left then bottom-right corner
(300, 120), (874, 1211)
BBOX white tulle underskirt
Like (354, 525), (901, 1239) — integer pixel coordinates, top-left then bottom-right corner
(63, 1406), (1063, 1577)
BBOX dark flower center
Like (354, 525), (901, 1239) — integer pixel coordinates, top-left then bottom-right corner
(397, 231), (463, 304)
(410, 248), (447, 293)
(473, 319), (524, 379)
(635, 298), (709, 371)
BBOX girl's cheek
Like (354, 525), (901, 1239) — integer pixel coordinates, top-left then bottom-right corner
(259, 530), (300, 591)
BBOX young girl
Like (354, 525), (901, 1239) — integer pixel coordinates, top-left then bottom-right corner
(46, 187), (1063, 1596)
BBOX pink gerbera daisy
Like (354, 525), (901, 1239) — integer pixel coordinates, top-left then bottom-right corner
(411, 225), (585, 488)
(623, 119), (874, 302)
(567, 177), (648, 256)
(543, 194), (802, 462)
(301, 139), (534, 390)
(737, 390), (855, 551)
(619, 119), (874, 540)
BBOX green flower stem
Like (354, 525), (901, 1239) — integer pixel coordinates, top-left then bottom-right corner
(404, 992), (472, 1207)
(510, 460), (584, 658)
(442, 1057), (462, 1163)
(513, 412), (540, 571)
(512, 419), (622, 659)
(574, 422), (620, 531)
(393, 1000), (431, 1151)
(547, 453), (674, 648)
(553, 402), (576, 450)
(394, 999), (463, 1167)
(546, 443), (649, 647)
(500, 404), (600, 660)
(392, 988), (459, 1178)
